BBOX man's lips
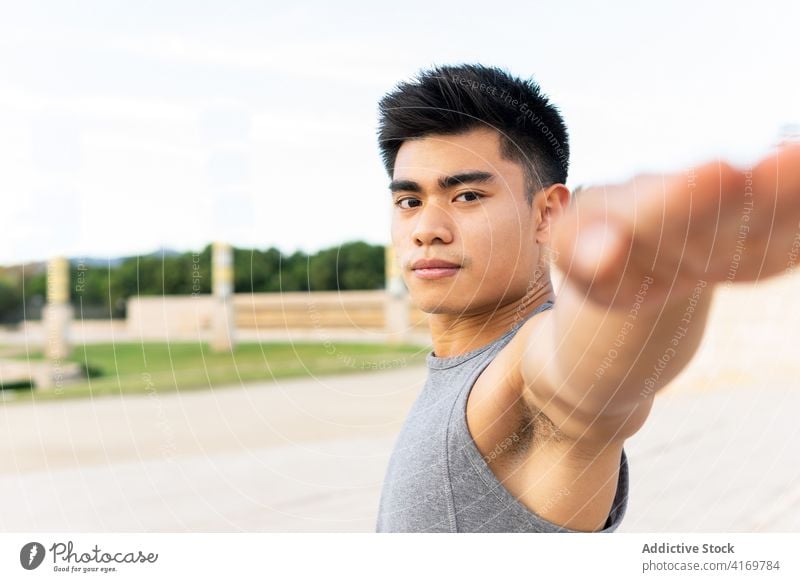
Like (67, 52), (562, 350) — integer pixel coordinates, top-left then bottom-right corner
(411, 258), (460, 270)
(410, 258), (461, 280)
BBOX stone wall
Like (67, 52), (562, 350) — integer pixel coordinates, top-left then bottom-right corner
(126, 290), (430, 340)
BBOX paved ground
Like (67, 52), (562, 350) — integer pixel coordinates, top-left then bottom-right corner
(621, 383), (800, 532)
(0, 365), (425, 532)
(1, 359), (798, 532)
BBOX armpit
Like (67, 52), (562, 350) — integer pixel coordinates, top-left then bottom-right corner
(510, 401), (567, 459)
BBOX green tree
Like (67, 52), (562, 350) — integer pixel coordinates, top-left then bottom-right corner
(7, 241), (387, 319)
(0, 275), (22, 322)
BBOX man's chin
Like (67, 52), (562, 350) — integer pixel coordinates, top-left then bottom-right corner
(410, 297), (471, 315)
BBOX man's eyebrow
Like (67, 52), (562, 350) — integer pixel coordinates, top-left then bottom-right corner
(389, 171), (495, 194)
(388, 179), (422, 193)
(438, 171), (495, 189)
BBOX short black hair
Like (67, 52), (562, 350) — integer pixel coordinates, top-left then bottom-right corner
(377, 64), (569, 204)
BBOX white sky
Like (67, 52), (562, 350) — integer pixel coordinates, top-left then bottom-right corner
(1, 0), (798, 265)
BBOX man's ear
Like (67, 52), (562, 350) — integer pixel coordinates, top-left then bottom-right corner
(535, 183), (571, 245)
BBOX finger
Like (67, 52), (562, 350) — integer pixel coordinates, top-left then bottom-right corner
(553, 203), (628, 286)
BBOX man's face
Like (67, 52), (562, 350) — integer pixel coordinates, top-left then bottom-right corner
(390, 127), (545, 314)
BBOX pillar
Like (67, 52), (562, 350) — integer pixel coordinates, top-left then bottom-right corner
(42, 256), (72, 361)
(211, 241), (236, 352)
(384, 244), (409, 344)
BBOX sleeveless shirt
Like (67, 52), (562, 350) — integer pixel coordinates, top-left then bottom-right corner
(375, 300), (630, 532)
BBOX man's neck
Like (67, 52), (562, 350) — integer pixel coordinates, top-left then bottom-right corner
(428, 280), (555, 358)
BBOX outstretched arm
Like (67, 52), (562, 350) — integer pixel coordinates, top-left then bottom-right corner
(522, 144), (800, 445)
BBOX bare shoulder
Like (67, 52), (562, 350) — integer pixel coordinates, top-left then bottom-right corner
(467, 306), (558, 457)
(466, 310), (628, 531)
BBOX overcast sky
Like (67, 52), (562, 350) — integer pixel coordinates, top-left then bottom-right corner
(1, 0), (798, 265)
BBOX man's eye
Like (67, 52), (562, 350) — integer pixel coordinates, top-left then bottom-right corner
(395, 198), (421, 209)
(455, 191), (484, 202)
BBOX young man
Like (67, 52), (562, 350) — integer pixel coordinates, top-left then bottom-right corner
(374, 64), (800, 532)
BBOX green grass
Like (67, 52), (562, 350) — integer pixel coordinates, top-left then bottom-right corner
(0, 341), (427, 402)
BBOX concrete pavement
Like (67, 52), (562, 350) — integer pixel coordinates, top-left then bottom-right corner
(1, 362), (798, 532)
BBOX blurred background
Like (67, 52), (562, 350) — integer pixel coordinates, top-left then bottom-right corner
(1, 0), (799, 532)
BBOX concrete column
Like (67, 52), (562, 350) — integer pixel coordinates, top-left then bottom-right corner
(42, 256), (73, 361)
(211, 241), (236, 352)
(384, 244), (409, 344)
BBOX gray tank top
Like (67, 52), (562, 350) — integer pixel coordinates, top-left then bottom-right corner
(376, 300), (629, 532)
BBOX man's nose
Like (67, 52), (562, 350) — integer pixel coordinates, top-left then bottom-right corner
(411, 203), (454, 246)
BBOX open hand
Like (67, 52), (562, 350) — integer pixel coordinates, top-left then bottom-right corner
(551, 143), (800, 309)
